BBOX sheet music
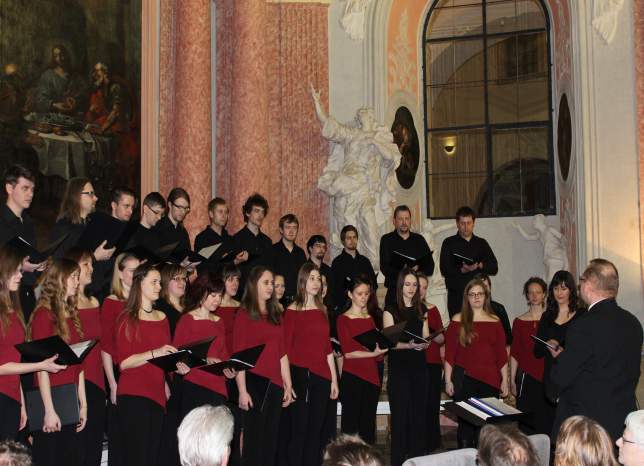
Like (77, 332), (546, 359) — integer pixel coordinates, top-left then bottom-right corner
(456, 401), (491, 420)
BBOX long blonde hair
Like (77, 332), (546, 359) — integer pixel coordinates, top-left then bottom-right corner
(459, 279), (495, 346)
(554, 416), (618, 466)
(0, 246), (25, 335)
(111, 252), (139, 300)
(31, 259), (83, 342)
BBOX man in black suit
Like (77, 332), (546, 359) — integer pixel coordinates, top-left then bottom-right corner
(550, 258), (643, 442)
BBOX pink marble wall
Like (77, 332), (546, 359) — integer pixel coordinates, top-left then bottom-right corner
(216, 1), (330, 243)
(158, 0), (212, 242)
(635, 1), (644, 285)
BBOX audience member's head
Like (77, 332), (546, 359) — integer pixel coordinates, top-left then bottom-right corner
(110, 187), (137, 222)
(3, 164), (35, 212)
(322, 434), (384, 466)
(178, 405), (234, 466)
(554, 415), (619, 466)
(579, 258), (619, 305)
(141, 191), (166, 228)
(455, 206), (476, 240)
(617, 410), (644, 466)
(477, 424), (539, 466)
(0, 440), (33, 466)
(167, 188), (191, 224)
(242, 193), (268, 226)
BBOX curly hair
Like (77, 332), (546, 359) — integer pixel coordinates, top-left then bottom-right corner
(32, 258), (83, 342)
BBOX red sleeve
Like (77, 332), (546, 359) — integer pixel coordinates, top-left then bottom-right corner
(510, 319), (523, 363)
(496, 322), (509, 370)
(30, 307), (54, 340)
(232, 310), (247, 354)
(114, 318), (135, 365)
(427, 306), (443, 332)
(282, 311), (296, 357)
(444, 320), (460, 366)
(210, 321), (229, 361)
(277, 323), (286, 359)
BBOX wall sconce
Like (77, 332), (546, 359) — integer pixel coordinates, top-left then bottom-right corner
(443, 136), (457, 156)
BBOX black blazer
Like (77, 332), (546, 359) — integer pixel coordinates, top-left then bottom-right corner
(551, 298), (642, 441)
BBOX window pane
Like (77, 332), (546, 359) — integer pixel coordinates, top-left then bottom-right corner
(427, 129), (489, 217)
(428, 83), (485, 127)
(427, 4), (483, 40)
(487, 0), (547, 35)
(490, 127), (551, 215)
(487, 33), (548, 124)
(426, 39), (484, 86)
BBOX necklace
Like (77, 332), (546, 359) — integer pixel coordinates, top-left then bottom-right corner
(141, 307), (153, 314)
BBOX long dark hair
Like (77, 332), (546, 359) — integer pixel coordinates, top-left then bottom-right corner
(392, 267), (424, 321)
(291, 262), (326, 315)
(0, 246), (25, 334)
(543, 270), (581, 324)
(241, 266), (281, 325)
(345, 275), (381, 326)
(57, 177), (91, 224)
(121, 262), (159, 340)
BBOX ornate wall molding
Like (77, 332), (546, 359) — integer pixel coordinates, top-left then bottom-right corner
(592, 0), (625, 44)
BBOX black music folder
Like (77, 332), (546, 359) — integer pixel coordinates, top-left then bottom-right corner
(391, 250), (432, 270)
(452, 252), (476, 266)
(5, 233), (69, 263)
(147, 336), (214, 372)
(25, 383), (80, 432)
(125, 241), (180, 266)
(77, 211), (129, 251)
(15, 336), (97, 366)
(353, 321), (406, 351)
(200, 344), (265, 376)
(530, 334), (560, 351)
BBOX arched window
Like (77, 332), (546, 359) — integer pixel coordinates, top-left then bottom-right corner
(422, 0), (554, 218)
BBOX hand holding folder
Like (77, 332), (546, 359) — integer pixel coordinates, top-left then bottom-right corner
(200, 344), (265, 376)
(15, 336), (98, 366)
(354, 321), (407, 352)
(147, 337), (215, 372)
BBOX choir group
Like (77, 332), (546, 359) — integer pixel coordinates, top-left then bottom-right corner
(0, 164), (641, 466)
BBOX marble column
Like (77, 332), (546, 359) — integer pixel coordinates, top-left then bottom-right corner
(216, 1), (330, 243)
(159, 0), (212, 240)
(635, 0), (644, 285)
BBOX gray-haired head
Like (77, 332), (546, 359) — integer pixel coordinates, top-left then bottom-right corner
(178, 405), (234, 466)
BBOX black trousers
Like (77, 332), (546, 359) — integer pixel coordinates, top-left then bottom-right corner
(0, 392), (20, 441)
(117, 395), (164, 466)
(516, 372), (552, 436)
(426, 363), (443, 453)
(388, 363), (429, 466)
(81, 382), (106, 466)
(180, 380), (227, 420)
(226, 379), (242, 466)
(33, 424), (82, 466)
(287, 368), (331, 466)
(339, 372), (379, 445)
(158, 377), (182, 466)
(454, 376), (499, 447)
(240, 380), (283, 466)
(106, 401), (122, 466)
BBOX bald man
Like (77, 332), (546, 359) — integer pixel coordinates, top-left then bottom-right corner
(550, 259), (642, 442)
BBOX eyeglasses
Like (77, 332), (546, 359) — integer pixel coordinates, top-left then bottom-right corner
(149, 206), (165, 217)
(81, 191), (96, 197)
(621, 437), (643, 446)
(172, 276), (188, 282)
(468, 292), (486, 298)
(172, 202), (190, 212)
